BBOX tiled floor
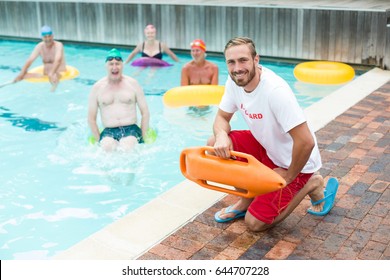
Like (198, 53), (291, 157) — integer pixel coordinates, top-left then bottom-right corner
(139, 81), (390, 260)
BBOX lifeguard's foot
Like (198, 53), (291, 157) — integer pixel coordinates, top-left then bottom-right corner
(214, 198), (252, 223)
(307, 175), (325, 213)
(307, 177), (339, 216)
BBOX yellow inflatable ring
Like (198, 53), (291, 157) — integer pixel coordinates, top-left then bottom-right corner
(163, 85), (225, 107)
(25, 65), (79, 83)
(294, 61), (355, 85)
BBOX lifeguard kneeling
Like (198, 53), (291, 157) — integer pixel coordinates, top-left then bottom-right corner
(192, 37), (338, 232)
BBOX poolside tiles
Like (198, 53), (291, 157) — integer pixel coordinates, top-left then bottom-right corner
(138, 81), (390, 260)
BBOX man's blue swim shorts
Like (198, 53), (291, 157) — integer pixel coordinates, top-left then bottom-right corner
(99, 124), (144, 143)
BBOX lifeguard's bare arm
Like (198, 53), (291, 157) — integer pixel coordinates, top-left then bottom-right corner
(212, 109), (234, 158)
(283, 122), (315, 184)
(14, 43), (41, 82)
(87, 85), (100, 141)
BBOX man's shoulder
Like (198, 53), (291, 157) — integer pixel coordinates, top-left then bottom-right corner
(206, 61), (218, 69)
(122, 74), (136, 81)
(93, 77), (108, 87)
(182, 61), (195, 69)
(122, 75), (141, 85)
(54, 40), (64, 47)
(35, 41), (44, 48)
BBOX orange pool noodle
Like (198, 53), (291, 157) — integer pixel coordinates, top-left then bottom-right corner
(180, 146), (287, 198)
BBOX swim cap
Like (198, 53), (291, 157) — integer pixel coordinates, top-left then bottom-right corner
(190, 39), (206, 52)
(145, 24), (156, 30)
(41, 25), (53, 36)
(105, 48), (123, 62)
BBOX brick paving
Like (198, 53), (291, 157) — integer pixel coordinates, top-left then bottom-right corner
(139, 81), (390, 260)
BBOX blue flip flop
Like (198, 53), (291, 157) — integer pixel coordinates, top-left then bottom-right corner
(307, 177), (339, 216)
(214, 205), (247, 223)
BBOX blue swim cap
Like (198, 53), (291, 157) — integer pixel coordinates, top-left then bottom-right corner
(41, 25), (53, 36)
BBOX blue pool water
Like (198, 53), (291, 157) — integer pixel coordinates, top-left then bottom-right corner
(0, 39), (344, 259)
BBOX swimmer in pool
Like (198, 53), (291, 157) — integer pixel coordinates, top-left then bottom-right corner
(181, 39), (219, 114)
(88, 48), (150, 152)
(13, 25), (67, 92)
(124, 24), (179, 64)
(181, 39), (218, 86)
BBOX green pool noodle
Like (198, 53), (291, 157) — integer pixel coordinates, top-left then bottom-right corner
(144, 128), (157, 144)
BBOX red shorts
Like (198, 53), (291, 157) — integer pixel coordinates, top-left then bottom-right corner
(229, 130), (313, 224)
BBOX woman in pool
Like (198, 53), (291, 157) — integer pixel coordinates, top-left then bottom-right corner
(124, 24), (179, 64)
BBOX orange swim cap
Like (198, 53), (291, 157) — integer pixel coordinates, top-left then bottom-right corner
(190, 39), (206, 52)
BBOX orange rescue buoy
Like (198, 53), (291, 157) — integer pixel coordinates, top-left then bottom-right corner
(180, 146), (287, 198)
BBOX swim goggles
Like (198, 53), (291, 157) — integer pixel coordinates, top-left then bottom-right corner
(105, 56), (123, 62)
(190, 40), (206, 52)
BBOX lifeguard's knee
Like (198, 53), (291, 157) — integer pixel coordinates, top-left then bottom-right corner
(245, 213), (272, 232)
(306, 174), (324, 192)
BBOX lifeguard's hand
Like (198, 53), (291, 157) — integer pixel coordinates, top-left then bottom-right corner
(213, 136), (233, 159)
(273, 167), (293, 185)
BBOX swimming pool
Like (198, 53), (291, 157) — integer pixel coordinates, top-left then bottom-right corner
(0, 39), (345, 259)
